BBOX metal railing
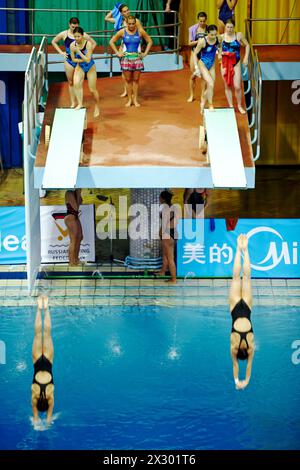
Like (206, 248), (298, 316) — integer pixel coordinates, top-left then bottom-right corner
(23, 37), (48, 293)
(247, 17), (300, 46)
(0, 7), (181, 64)
(0, 6), (181, 74)
(245, 20), (263, 162)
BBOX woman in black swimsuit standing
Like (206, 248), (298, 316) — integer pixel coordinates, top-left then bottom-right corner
(157, 190), (179, 284)
(64, 189), (83, 266)
(229, 234), (254, 390)
(32, 295), (54, 424)
(183, 188), (210, 218)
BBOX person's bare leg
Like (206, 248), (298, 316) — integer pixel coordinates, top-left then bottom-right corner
(241, 235), (252, 309)
(69, 231), (77, 265)
(65, 216), (77, 265)
(132, 71), (141, 107)
(187, 75), (197, 103)
(42, 296), (54, 363)
(32, 297), (43, 363)
(87, 66), (100, 118)
(200, 84), (205, 112)
(74, 220), (83, 264)
(64, 62), (76, 108)
(234, 64), (246, 114)
(165, 240), (176, 283)
(221, 67), (234, 108)
(120, 73), (128, 97)
(124, 71), (133, 107)
(73, 67), (85, 110)
(208, 67), (216, 110)
(229, 234), (243, 311)
(158, 240), (168, 276)
(200, 84), (207, 115)
(199, 61), (215, 113)
(187, 55), (197, 102)
(217, 19), (225, 34)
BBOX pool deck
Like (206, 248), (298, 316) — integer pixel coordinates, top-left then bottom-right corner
(0, 264), (299, 308)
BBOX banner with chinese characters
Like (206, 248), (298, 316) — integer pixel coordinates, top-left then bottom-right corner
(176, 219), (300, 278)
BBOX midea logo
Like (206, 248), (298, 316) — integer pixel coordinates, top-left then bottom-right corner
(247, 227), (298, 271)
(0, 232), (26, 252)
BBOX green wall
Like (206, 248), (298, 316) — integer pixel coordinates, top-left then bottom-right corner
(29, 0), (165, 46)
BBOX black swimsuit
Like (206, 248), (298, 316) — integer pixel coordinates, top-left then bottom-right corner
(66, 203), (79, 218)
(231, 299), (253, 349)
(32, 355), (54, 400)
(160, 208), (177, 240)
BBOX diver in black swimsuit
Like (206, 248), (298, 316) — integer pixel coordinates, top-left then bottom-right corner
(229, 234), (254, 390)
(32, 295), (54, 424)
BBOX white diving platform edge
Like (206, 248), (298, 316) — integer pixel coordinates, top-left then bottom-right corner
(204, 108), (247, 189)
(42, 108), (86, 190)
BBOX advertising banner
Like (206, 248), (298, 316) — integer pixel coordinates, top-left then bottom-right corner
(177, 219), (300, 278)
(0, 205), (95, 264)
(0, 207), (26, 264)
(40, 205), (95, 263)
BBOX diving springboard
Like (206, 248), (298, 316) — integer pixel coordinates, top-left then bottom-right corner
(42, 108), (86, 189)
(204, 108), (247, 189)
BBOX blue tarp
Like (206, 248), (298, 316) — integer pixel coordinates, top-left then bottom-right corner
(0, 0), (29, 44)
(0, 72), (23, 168)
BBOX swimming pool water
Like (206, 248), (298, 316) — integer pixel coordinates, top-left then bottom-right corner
(0, 305), (299, 450)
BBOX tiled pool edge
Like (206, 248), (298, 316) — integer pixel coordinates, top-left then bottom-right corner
(0, 265), (299, 307)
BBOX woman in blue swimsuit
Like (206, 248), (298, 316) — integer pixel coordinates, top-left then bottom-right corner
(70, 27), (100, 118)
(52, 17), (96, 108)
(220, 19), (249, 114)
(217, 0), (238, 34)
(229, 234), (254, 390)
(187, 11), (208, 103)
(194, 24), (220, 114)
(110, 16), (152, 107)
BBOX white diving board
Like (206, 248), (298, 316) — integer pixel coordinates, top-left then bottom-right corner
(204, 108), (247, 189)
(42, 108), (86, 189)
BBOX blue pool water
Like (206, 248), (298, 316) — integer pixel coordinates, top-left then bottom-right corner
(0, 304), (300, 450)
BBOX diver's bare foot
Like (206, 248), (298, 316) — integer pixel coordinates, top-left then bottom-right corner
(238, 105), (246, 114)
(94, 106), (100, 118)
(133, 101), (141, 108)
(241, 234), (248, 250)
(120, 90), (127, 98)
(156, 271), (165, 277)
(75, 104), (83, 111)
(125, 100), (132, 107)
(166, 278), (177, 284)
(237, 234), (244, 250)
(208, 104), (214, 111)
(37, 296), (43, 309)
(187, 96), (194, 103)
(43, 295), (49, 310)
(70, 103), (76, 109)
(71, 258), (86, 266)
